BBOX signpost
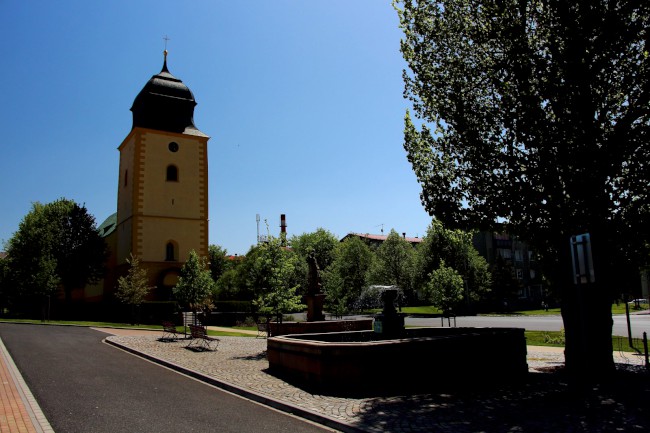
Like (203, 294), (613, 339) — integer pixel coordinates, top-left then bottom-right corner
(570, 233), (595, 285)
(570, 233), (595, 358)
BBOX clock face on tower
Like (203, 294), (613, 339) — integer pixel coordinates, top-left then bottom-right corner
(168, 142), (179, 152)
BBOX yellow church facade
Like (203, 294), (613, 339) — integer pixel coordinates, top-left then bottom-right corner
(86, 51), (209, 304)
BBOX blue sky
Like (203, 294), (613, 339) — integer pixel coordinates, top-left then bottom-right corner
(0, 0), (433, 256)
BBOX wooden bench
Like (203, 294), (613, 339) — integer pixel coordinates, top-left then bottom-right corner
(161, 321), (184, 341)
(186, 324), (220, 351)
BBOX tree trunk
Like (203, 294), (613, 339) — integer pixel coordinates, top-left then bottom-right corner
(561, 280), (615, 381)
(560, 230), (615, 382)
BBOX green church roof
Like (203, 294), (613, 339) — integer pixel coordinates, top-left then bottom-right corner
(97, 212), (117, 238)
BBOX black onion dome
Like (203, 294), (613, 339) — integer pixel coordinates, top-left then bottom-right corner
(130, 52), (206, 136)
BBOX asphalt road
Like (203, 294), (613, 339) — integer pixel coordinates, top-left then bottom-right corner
(0, 324), (333, 433)
(405, 313), (650, 338)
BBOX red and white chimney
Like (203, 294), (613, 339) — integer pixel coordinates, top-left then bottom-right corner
(280, 214), (287, 235)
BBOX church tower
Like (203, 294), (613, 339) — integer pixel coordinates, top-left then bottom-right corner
(115, 51), (209, 298)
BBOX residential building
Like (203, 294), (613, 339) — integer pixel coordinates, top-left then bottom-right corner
(472, 231), (545, 303)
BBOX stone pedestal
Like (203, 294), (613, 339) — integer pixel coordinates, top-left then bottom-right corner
(373, 288), (405, 337)
(373, 313), (406, 337)
(304, 294), (326, 322)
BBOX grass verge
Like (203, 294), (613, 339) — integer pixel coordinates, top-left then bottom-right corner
(525, 330), (645, 353)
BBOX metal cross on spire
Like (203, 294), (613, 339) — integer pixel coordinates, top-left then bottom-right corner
(163, 35), (170, 51)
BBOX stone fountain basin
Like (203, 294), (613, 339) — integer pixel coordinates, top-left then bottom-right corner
(268, 318), (373, 337)
(267, 327), (528, 394)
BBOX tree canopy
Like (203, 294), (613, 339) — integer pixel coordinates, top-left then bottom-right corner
(248, 236), (304, 319)
(173, 250), (215, 311)
(208, 244), (231, 282)
(323, 236), (374, 312)
(115, 254), (154, 324)
(290, 228), (339, 295)
(395, 0), (650, 377)
(6, 199), (107, 305)
(415, 220), (491, 308)
(368, 229), (416, 301)
(425, 260), (465, 315)
(116, 254), (153, 307)
(290, 228), (339, 272)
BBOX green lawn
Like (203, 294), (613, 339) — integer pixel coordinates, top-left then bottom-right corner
(525, 330), (645, 353)
(206, 329), (255, 337)
(525, 330), (564, 347)
(612, 301), (649, 315)
(400, 305), (442, 315)
(513, 302), (648, 316)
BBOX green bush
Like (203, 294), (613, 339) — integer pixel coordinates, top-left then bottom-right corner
(235, 316), (256, 327)
(542, 328), (565, 345)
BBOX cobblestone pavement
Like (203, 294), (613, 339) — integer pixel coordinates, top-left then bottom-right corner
(104, 330), (649, 433)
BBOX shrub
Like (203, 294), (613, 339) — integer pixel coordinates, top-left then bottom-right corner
(542, 328), (565, 345)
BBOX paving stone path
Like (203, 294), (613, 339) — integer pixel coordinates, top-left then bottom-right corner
(105, 332), (648, 433)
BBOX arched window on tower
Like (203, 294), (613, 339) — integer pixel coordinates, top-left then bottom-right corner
(166, 165), (178, 182)
(166, 241), (177, 261)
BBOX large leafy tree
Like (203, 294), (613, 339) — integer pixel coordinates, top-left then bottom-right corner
(323, 236), (374, 312)
(0, 255), (8, 309)
(290, 228), (339, 295)
(395, 0), (649, 378)
(115, 254), (154, 324)
(7, 199), (107, 309)
(290, 228), (339, 272)
(415, 220), (491, 308)
(425, 260), (465, 315)
(248, 236), (304, 319)
(368, 229), (416, 302)
(208, 244), (231, 282)
(173, 250), (215, 314)
(213, 257), (249, 302)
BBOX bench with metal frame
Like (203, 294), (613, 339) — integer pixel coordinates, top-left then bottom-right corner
(161, 321), (184, 341)
(186, 324), (220, 351)
(255, 317), (271, 339)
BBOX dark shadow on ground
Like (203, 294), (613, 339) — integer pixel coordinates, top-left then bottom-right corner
(157, 337), (188, 343)
(352, 366), (650, 432)
(232, 351), (267, 361)
(184, 346), (216, 352)
(263, 367), (529, 399)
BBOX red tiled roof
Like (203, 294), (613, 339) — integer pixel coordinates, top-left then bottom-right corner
(345, 233), (423, 244)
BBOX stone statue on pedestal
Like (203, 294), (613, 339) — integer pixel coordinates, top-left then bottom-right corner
(304, 252), (326, 322)
(307, 252), (322, 295)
